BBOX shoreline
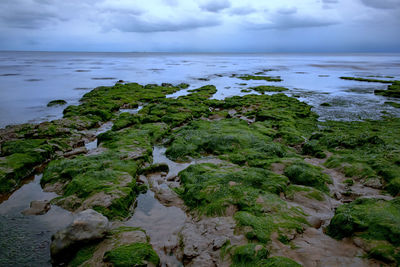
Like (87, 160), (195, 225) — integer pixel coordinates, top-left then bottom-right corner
(0, 76), (400, 266)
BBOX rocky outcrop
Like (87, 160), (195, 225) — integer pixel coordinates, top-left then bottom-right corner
(50, 209), (109, 265)
(22, 200), (51, 215)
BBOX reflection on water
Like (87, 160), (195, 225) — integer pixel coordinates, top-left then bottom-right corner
(0, 52), (400, 127)
(0, 174), (73, 266)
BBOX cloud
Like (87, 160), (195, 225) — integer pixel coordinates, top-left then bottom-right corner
(248, 13), (339, 30)
(0, 1), (59, 29)
(199, 0), (231, 13)
(277, 7), (297, 15)
(322, 0), (339, 3)
(106, 15), (221, 32)
(361, 0), (400, 9)
(229, 6), (256, 16)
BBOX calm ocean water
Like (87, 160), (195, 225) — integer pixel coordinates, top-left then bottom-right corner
(0, 51), (400, 128)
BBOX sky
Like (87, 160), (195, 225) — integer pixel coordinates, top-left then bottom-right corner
(0, 0), (399, 52)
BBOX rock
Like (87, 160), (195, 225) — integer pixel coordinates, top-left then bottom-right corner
(63, 147), (87, 158)
(22, 200), (51, 215)
(50, 209), (109, 264)
(212, 237), (227, 250)
(307, 216), (323, 229)
(362, 178), (383, 189)
(334, 191), (342, 200)
(228, 181), (238, 187)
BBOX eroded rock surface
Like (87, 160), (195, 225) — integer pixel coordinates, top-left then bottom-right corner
(50, 209), (109, 264)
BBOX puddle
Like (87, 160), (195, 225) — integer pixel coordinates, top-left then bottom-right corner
(126, 146), (189, 266)
(152, 146), (222, 179)
(119, 105), (143, 114)
(85, 121), (113, 151)
(126, 190), (186, 267)
(0, 174), (73, 266)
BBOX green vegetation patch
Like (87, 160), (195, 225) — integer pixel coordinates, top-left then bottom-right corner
(68, 243), (98, 267)
(375, 81), (400, 98)
(249, 86), (288, 94)
(284, 162), (331, 192)
(63, 83), (181, 125)
(42, 151), (139, 219)
(138, 85), (216, 128)
(47, 99), (67, 107)
(237, 75), (283, 82)
(308, 118), (400, 196)
(230, 244), (269, 267)
(177, 163), (307, 243)
(166, 119), (288, 165)
(103, 242), (160, 267)
(385, 101), (400, 108)
(263, 256), (302, 267)
(327, 198), (400, 264)
(99, 123), (168, 161)
(340, 76), (395, 83)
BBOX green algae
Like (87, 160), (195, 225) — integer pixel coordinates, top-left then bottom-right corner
(284, 162), (331, 192)
(284, 185), (325, 201)
(385, 101), (400, 108)
(340, 77), (395, 83)
(264, 256), (302, 267)
(249, 86), (288, 94)
(375, 81), (400, 98)
(320, 102), (331, 107)
(103, 242), (160, 267)
(47, 99), (67, 107)
(307, 118), (400, 196)
(42, 151), (139, 219)
(68, 243), (97, 267)
(166, 119), (289, 165)
(238, 75), (283, 82)
(112, 113), (140, 131)
(63, 83), (180, 125)
(177, 163), (307, 244)
(137, 85), (217, 128)
(230, 243), (269, 267)
(327, 198), (400, 264)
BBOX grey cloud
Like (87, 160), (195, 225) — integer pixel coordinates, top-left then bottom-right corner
(199, 0), (231, 13)
(249, 13), (339, 30)
(277, 7), (297, 15)
(107, 15), (221, 33)
(0, 1), (59, 29)
(163, 0), (179, 6)
(322, 0), (339, 3)
(361, 0), (400, 9)
(229, 7), (256, 16)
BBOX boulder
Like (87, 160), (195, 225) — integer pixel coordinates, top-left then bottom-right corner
(50, 209), (109, 264)
(22, 200), (51, 215)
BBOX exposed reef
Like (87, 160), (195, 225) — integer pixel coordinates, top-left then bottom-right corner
(1, 80), (399, 266)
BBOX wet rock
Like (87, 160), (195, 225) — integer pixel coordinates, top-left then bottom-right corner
(176, 217), (246, 266)
(63, 147), (87, 158)
(362, 178), (383, 189)
(212, 237), (227, 250)
(334, 191), (342, 200)
(22, 200), (51, 215)
(50, 209), (109, 264)
(122, 147), (148, 160)
(270, 228), (383, 267)
(155, 188), (184, 207)
(307, 216), (323, 229)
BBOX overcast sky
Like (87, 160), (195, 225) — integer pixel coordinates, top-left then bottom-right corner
(0, 0), (399, 52)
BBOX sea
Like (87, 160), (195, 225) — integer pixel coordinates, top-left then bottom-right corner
(0, 51), (400, 128)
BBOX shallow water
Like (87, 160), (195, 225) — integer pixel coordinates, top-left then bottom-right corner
(1, 52), (400, 127)
(0, 174), (73, 266)
(126, 146), (188, 266)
